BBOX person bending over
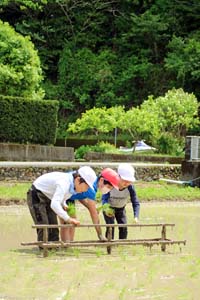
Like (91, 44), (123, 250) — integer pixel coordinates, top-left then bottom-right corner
(27, 166), (96, 242)
(102, 163), (140, 240)
(60, 168), (120, 242)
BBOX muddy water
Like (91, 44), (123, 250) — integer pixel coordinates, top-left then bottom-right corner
(1, 202), (200, 300)
(0, 202), (200, 253)
(0, 205), (35, 251)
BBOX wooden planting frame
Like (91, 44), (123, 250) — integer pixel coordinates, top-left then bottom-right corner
(21, 223), (186, 257)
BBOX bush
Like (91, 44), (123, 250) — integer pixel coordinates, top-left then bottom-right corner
(75, 145), (91, 159)
(0, 20), (44, 99)
(75, 142), (118, 159)
(157, 133), (184, 156)
(0, 95), (59, 145)
(92, 141), (117, 153)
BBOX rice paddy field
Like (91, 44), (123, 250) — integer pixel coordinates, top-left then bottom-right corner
(0, 200), (200, 300)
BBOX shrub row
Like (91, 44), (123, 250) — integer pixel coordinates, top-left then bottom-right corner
(0, 95), (59, 145)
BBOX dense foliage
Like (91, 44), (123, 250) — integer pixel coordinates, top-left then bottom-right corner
(0, 20), (43, 99)
(0, 95), (59, 144)
(68, 89), (199, 154)
(0, 0), (200, 141)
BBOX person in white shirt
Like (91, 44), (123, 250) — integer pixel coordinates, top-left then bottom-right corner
(27, 166), (97, 242)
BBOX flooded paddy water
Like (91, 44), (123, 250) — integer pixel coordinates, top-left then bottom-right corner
(0, 202), (200, 300)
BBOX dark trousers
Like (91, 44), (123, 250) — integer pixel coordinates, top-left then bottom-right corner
(27, 186), (59, 242)
(103, 206), (127, 240)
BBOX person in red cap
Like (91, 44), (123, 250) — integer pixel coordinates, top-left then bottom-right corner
(102, 163), (140, 240)
(60, 168), (120, 242)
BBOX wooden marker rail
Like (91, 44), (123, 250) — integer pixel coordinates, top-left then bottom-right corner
(21, 223), (186, 257)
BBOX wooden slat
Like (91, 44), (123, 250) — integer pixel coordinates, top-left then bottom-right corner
(32, 223), (175, 229)
(21, 222), (186, 257)
(40, 240), (186, 248)
(21, 239), (186, 247)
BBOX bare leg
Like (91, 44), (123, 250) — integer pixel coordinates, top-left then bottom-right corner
(59, 216), (76, 241)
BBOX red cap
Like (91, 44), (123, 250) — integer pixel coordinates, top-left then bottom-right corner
(101, 168), (120, 190)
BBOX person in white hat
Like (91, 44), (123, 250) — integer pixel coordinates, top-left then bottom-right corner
(101, 163), (140, 240)
(27, 166), (97, 243)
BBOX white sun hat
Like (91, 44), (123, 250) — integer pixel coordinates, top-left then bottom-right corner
(78, 166), (97, 190)
(117, 163), (136, 182)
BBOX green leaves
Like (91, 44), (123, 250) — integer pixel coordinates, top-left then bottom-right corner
(0, 20), (44, 99)
(58, 47), (118, 109)
(67, 88), (199, 155)
(67, 106), (125, 137)
(165, 36), (200, 83)
(97, 203), (114, 217)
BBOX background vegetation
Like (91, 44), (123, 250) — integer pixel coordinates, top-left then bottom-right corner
(0, 0), (199, 151)
(0, 19), (43, 99)
(0, 95), (59, 144)
(68, 89), (199, 155)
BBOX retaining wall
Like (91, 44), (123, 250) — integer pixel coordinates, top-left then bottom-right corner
(0, 163), (181, 182)
(84, 151), (183, 164)
(0, 143), (74, 162)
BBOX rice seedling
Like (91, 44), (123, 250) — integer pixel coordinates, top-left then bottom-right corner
(119, 286), (126, 300)
(95, 248), (104, 258)
(97, 203), (114, 216)
(72, 248), (80, 258)
(1, 200), (200, 300)
(66, 202), (76, 217)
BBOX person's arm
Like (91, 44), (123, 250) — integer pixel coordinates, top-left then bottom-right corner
(79, 199), (106, 241)
(51, 185), (80, 225)
(128, 185), (140, 222)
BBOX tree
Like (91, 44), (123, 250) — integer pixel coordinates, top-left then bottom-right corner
(1, 0), (200, 138)
(1, 0), (47, 10)
(141, 88), (199, 138)
(0, 20), (44, 98)
(67, 107), (112, 137)
(164, 36), (200, 97)
(140, 88), (199, 153)
(67, 106), (125, 137)
(119, 106), (160, 148)
(58, 47), (118, 111)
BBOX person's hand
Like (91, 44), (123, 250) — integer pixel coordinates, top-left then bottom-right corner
(134, 217), (139, 223)
(98, 234), (107, 242)
(63, 204), (68, 210)
(68, 218), (80, 226)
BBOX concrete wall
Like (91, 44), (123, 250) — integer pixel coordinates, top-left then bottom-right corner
(0, 143), (74, 162)
(84, 151), (183, 164)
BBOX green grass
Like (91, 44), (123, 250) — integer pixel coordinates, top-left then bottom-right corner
(96, 181), (199, 202)
(134, 181), (200, 201)
(0, 182), (31, 202)
(0, 181), (199, 203)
